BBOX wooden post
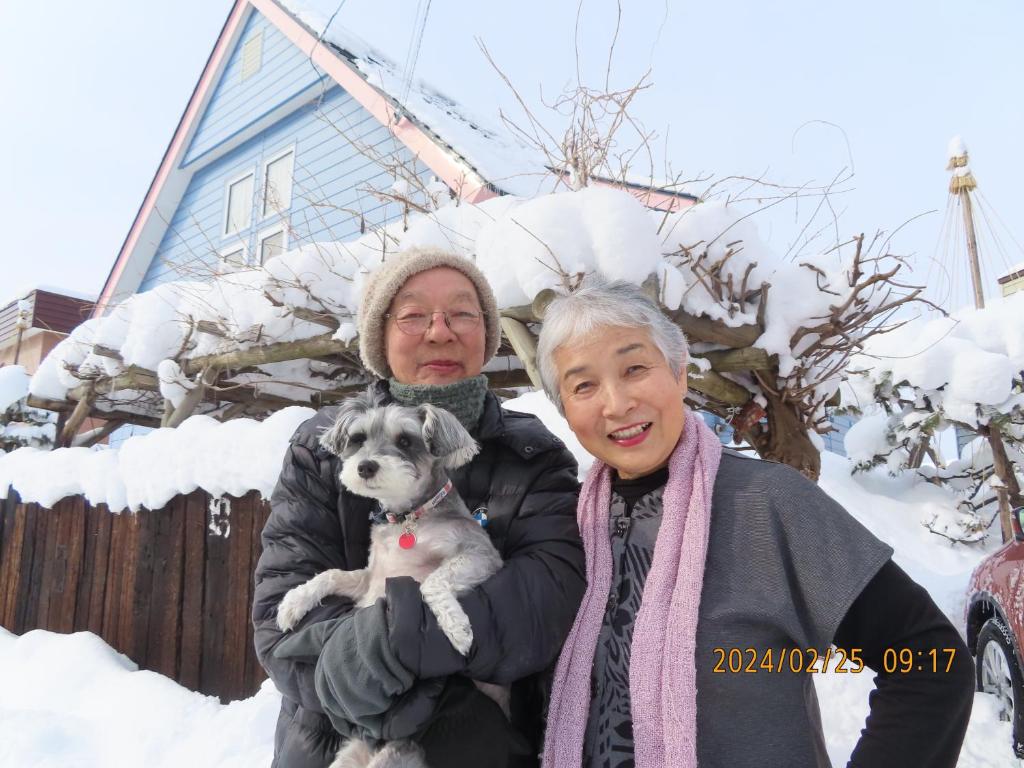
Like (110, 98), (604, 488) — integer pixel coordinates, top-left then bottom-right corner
(58, 386), (96, 447)
(983, 424), (1021, 543)
(161, 399), (174, 428)
(167, 367), (220, 428)
(499, 317), (542, 390)
(71, 420), (125, 448)
(960, 189), (985, 310)
(948, 144), (984, 310)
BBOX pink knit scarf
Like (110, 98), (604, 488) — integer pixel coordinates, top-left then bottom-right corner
(542, 411), (723, 768)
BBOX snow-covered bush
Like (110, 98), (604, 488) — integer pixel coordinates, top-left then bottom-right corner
(0, 365), (55, 453)
(843, 295), (1024, 540)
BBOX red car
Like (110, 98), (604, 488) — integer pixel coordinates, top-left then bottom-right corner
(966, 507), (1024, 758)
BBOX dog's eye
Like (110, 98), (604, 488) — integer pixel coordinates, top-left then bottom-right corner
(349, 433), (366, 445)
(397, 434), (412, 449)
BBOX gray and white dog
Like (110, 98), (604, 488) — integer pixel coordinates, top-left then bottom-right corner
(276, 388), (505, 768)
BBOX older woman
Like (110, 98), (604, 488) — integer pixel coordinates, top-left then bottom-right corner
(536, 279), (975, 768)
(252, 249), (585, 768)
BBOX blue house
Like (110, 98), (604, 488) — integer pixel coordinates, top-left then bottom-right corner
(95, 0), (691, 312)
(88, 0), (692, 445)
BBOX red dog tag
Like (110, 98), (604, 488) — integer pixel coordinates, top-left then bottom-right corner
(398, 532), (416, 549)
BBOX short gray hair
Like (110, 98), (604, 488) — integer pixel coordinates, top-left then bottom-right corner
(536, 277), (689, 413)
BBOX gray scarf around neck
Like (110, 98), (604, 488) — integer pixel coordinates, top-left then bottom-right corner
(388, 374), (489, 432)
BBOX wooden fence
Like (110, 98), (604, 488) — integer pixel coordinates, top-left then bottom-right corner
(0, 489), (271, 702)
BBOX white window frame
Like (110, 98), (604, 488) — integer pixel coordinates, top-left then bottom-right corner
(260, 145), (296, 221)
(222, 167), (257, 238)
(257, 224), (289, 265)
(217, 241), (250, 271)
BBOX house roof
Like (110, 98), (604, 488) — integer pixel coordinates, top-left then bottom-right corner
(94, 0), (695, 315)
(0, 290), (95, 347)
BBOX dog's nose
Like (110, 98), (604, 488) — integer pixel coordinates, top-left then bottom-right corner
(357, 460), (379, 479)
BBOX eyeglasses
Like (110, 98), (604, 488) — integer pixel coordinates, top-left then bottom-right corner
(385, 307), (484, 336)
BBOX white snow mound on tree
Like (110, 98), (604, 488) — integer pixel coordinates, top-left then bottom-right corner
(0, 365), (30, 412)
(852, 293), (1024, 426)
(29, 187), (886, 418)
(0, 407), (315, 511)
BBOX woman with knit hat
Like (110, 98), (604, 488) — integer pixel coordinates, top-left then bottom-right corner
(535, 278), (974, 768)
(252, 249), (585, 768)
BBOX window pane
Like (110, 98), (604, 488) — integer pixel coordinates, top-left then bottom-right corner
(220, 246), (245, 267)
(226, 174), (254, 234)
(260, 230), (285, 264)
(263, 152), (294, 217)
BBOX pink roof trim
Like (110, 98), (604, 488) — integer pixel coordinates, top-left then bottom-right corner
(95, 0), (250, 315)
(250, 0), (496, 203)
(95, 0), (497, 316)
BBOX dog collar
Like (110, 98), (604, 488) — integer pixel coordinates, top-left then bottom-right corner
(369, 480), (453, 549)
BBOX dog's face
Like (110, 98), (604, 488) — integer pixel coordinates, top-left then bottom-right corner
(319, 388), (479, 508)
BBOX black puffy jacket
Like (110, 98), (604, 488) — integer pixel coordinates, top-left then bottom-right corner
(252, 386), (585, 768)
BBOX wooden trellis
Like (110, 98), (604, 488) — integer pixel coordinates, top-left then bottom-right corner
(31, 286), (769, 446)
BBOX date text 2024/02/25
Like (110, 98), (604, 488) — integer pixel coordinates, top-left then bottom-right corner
(711, 646), (960, 674)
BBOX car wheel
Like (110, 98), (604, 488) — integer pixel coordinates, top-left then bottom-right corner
(977, 617), (1024, 757)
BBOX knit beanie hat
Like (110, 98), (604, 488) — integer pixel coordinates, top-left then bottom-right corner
(357, 248), (502, 380)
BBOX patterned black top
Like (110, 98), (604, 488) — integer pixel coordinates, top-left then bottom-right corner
(583, 468), (669, 768)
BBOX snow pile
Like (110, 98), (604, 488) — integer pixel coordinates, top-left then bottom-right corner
(844, 294), (1024, 530)
(843, 411), (894, 466)
(1, 365), (56, 453)
(473, 187), (663, 307)
(852, 295), (1024, 426)
(0, 365), (30, 412)
(656, 200), (775, 322)
(0, 628), (279, 768)
(28, 189), (676, 404)
(0, 391), (582, 509)
(0, 407), (315, 511)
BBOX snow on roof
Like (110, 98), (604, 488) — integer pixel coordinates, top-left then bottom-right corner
(998, 260), (1024, 282)
(0, 285), (97, 309)
(947, 134), (968, 159)
(278, 0), (549, 196)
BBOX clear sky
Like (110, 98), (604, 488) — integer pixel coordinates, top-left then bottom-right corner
(2, 0), (1021, 312)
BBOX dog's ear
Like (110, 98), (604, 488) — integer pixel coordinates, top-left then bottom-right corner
(319, 388), (375, 455)
(418, 404), (479, 469)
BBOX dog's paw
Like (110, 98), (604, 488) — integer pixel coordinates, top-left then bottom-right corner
(443, 614), (474, 656)
(277, 586), (314, 631)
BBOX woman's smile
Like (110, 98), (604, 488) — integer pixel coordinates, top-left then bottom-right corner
(608, 421), (653, 446)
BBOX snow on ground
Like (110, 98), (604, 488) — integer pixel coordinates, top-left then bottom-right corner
(0, 627), (279, 768)
(0, 399), (1018, 765)
(816, 451), (1017, 766)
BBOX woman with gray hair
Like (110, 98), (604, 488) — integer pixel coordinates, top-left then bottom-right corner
(536, 277), (974, 768)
